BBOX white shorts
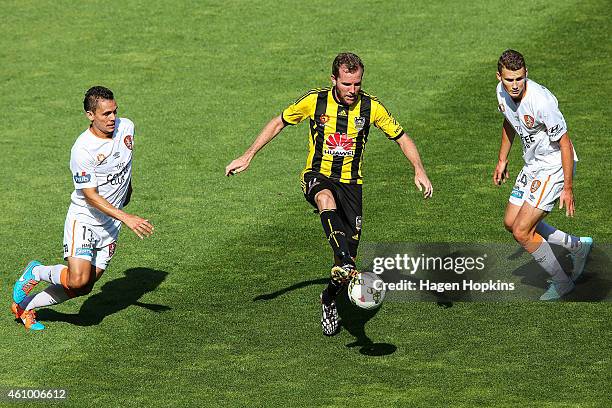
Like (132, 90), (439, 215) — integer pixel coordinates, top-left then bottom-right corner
(63, 216), (119, 270)
(509, 165), (567, 212)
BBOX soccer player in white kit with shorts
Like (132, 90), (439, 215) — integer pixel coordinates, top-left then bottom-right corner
(11, 86), (154, 330)
(492, 49), (592, 300)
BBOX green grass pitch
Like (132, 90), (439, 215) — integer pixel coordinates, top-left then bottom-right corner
(0, 1), (610, 407)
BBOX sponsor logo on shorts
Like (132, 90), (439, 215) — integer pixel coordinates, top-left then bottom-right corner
(523, 115), (535, 129)
(74, 172), (91, 183)
(307, 177), (320, 195)
(354, 116), (366, 131)
(75, 247), (94, 257)
(511, 188), (524, 199)
(124, 135), (133, 150)
(324, 132), (354, 157)
(529, 194), (536, 201)
(530, 180), (541, 193)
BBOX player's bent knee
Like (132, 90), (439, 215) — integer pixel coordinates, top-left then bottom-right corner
(512, 228), (530, 245)
(503, 220), (514, 233)
(67, 280), (94, 297)
(67, 273), (92, 293)
(314, 190), (336, 209)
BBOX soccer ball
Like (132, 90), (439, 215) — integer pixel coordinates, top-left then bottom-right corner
(348, 272), (386, 310)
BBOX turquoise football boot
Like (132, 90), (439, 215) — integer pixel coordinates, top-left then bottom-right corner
(540, 280), (575, 301)
(569, 237), (593, 282)
(21, 309), (45, 331)
(11, 302), (44, 331)
(13, 261), (42, 304)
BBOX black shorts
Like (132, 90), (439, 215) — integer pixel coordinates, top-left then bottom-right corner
(301, 171), (362, 257)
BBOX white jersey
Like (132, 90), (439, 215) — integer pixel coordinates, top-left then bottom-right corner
(67, 117), (134, 231)
(496, 78), (577, 170)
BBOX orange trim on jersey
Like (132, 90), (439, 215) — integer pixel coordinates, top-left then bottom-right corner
(70, 220), (76, 256)
(535, 175), (551, 208)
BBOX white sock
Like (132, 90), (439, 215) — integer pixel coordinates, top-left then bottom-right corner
(531, 240), (571, 283)
(24, 285), (70, 311)
(535, 222), (580, 251)
(32, 264), (66, 284)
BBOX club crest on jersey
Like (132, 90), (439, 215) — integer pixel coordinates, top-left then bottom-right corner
(354, 116), (366, 131)
(96, 153), (107, 164)
(530, 180), (541, 193)
(324, 132), (354, 156)
(319, 114), (329, 124)
(124, 135), (133, 150)
(523, 115), (535, 129)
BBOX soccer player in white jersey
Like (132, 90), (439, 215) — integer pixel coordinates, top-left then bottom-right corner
(492, 49), (592, 300)
(11, 86), (154, 330)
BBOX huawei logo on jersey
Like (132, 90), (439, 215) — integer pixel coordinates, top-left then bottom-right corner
(523, 115), (535, 129)
(124, 135), (133, 150)
(324, 132), (354, 157)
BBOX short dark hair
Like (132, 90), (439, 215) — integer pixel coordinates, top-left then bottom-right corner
(84, 86), (114, 112)
(332, 52), (364, 78)
(498, 49), (526, 73)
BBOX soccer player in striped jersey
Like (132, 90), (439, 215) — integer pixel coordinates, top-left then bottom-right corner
(493, 49), (592, 300)
(11, 86), (154, 331)
(226, 52), (432, 336)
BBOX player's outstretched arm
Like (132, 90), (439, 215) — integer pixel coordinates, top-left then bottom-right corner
(493, 119), (515, 185)
(558, 133), (575, 217)
(81, 187), (154, 239)
(225, 115), (286, 176)
(394, 133), (433, 198)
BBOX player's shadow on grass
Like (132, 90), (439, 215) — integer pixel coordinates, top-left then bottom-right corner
(37, 267), (170, 326)
(511, 245), (611, 301)
(253, 278), (328, 301)
(335, 291), (397, 356)
(254, 278), (397, 356)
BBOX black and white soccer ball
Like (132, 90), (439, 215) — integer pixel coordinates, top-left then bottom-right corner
(348, 272), (386, 310)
